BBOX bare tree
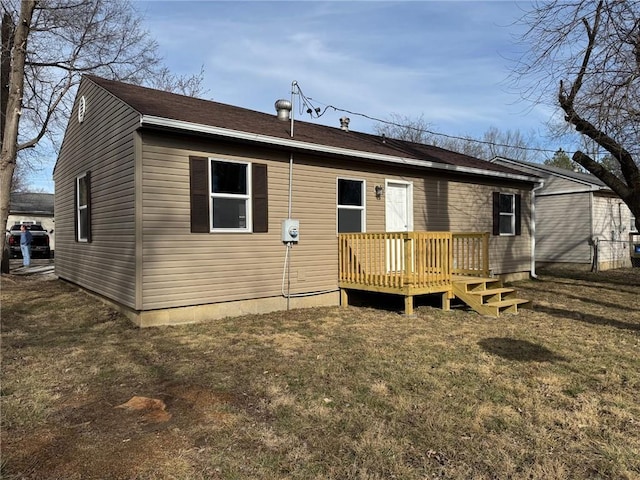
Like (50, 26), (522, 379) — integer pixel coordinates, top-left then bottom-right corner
(0, 0), (206, 260)
(515, 0), (640, 231)
(373, 113), (436, 145)
(374, 115), (538, 162)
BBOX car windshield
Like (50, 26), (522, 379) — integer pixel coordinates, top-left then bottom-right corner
(11, 224), (45, 231)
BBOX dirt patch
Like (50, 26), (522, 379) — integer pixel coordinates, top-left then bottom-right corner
(116, 396), (172, 423)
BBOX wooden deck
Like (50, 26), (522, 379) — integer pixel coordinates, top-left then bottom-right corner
(338, 232), (529, 316)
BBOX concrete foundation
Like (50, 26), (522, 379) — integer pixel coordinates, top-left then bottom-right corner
(82, 288), (340, 327)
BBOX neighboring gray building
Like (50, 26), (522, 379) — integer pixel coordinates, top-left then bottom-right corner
(491, 157), (634, 270)
(6, 192), (55, 252)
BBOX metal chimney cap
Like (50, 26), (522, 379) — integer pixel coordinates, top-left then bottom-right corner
(275, 99), (292, 121)
(275, 99), (292, 110)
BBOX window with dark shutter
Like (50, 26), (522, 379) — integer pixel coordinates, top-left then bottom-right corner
(514, 194), (522, 236)
(189, 156), (268, 233)
(189, 156), (210, 233)
(252, 163), (268, 233)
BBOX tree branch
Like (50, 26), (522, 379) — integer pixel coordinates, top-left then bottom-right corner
(558, 0), (640, 198)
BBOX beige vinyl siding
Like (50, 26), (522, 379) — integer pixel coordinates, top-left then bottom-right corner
(140, 133), (533, 310)
(412, 177), (532, 274)
(53, 80), (139, 308)
(141, 136), (344, 310)
(536, 193), (591, 263)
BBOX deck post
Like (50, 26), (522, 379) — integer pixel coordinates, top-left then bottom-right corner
(482, 232), (490, 277)
(404, 295), (414, 315)
(340, 288), (349, 307)
(441, 291), (451, 311)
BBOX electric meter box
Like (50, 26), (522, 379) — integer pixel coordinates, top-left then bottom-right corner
(282, 219), (300, 243)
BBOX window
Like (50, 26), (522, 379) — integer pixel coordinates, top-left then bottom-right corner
(337, 178), (365, 233)
(189, 156), (268, 233)
(631, 216), (637, 232)
(76, 172), (91, 242)
(211, 159), (251, 231)
(492, 192), (521, 236)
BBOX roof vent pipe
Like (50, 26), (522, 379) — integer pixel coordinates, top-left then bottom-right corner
(340, 116), (350, 132)
(275, 99), (292, 121)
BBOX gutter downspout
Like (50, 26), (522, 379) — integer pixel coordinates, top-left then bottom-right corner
(531, 180), (545, 279)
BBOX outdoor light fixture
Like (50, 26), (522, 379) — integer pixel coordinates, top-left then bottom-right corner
(375, 185), (384, 199)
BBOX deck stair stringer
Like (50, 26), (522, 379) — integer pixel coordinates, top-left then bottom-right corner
(452, 276), (531, 317)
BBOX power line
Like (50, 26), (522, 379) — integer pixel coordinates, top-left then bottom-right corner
(293, 83), (610, 158)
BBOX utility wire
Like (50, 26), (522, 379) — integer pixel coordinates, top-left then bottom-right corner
(294, 83), (612, 157)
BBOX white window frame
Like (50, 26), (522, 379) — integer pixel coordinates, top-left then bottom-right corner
(337, 177), (366, 234)
(499, 192), (516, 236)
(76, 173), (89, 242)
(209, 158), (252, 233)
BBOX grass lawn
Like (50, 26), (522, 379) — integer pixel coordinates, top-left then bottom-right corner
(1, 266), (639, 479)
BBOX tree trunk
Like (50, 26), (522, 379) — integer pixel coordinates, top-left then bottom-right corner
(0, 1), (36, 265)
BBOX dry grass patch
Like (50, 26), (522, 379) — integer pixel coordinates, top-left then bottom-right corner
(1, 266), (639, 479)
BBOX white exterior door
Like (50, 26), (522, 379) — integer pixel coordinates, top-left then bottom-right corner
(385, 181), (413, 271)
(385, 181), (413, 232)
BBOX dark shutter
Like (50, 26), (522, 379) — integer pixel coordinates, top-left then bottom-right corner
(190, 156), (210, 233)
(85, 171), (92, 243)
(252, 163), (268, 233)
(492, 191), (500, 236)
(74, 177), (78, 242)
(514, 193), (522, 236)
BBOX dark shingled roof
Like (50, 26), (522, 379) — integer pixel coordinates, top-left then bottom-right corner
(10, 193), (54, 215)
(493, 157), (608, 188)
(85, 75), (533, 180)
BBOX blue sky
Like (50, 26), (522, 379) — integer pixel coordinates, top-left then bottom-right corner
(138, 0), (551, 134)
(32, 1), (558, 192)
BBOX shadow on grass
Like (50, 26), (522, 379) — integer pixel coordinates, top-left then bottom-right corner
(519, 282), (640, 313)
(537, 267), (640, 288)
(535, 278), (639, 295)
(533, 304), (640, 332)
(478, 338), (567, 362)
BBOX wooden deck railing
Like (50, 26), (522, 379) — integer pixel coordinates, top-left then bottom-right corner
(338, 231), (489, 291)
(338, 232), (453, 290)
(452, 232), (490, 277)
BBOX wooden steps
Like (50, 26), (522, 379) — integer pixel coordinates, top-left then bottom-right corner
(452, 276), (530, 317)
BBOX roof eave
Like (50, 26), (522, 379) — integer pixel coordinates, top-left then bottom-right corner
(491, 156), (607, 190)
(141, 116), (540, 184)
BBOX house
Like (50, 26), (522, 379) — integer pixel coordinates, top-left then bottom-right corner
(6, 192), (55, 252)
(53, 75), (540, 326)
(491, 157), (635, 271)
